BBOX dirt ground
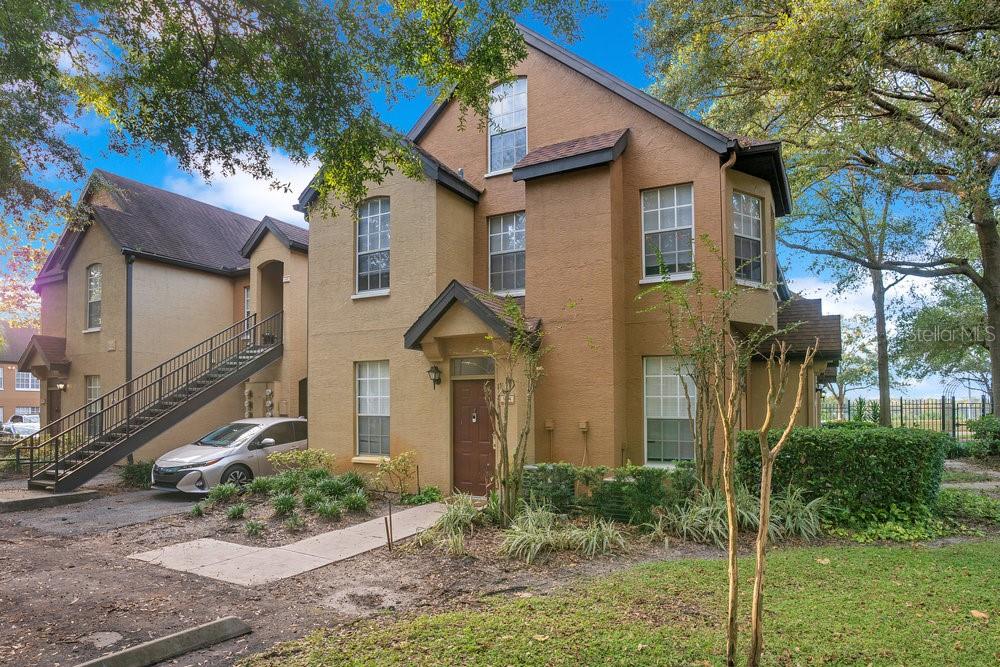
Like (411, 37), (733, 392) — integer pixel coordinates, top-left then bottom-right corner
(0, 483), (718, 667)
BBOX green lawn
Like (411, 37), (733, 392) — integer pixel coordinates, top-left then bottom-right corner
(246, 540), (1000, 666)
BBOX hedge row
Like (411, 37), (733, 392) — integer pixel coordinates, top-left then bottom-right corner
(735, 426), (948, 522)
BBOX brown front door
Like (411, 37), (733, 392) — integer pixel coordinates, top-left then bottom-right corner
(47, 388), (62, 424)
(453, 379), (494, 496)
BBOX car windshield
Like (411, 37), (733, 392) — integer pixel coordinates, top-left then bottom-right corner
(196, 423), (258, 447)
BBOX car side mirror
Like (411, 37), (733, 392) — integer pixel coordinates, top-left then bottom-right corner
(260, 437), (276, 448)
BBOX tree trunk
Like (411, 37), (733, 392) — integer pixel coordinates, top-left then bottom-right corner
(747, 458), (774, 667)
(973, 207), (1000, 415)
(870, 268), (892, 426)
(722, 436), (739, 667)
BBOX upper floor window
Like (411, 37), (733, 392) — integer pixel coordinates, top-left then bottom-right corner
(489, 211), (526, 295)
(733, 192), (763, 284)
(488, 78), (527, 173)
(357, 197), (390, 294)
(86, 263), (102, 328)
(15, 372), (39, 391)
(642, 184), (693, 278)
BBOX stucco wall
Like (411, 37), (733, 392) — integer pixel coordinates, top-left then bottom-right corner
(307, 172), (476, 490)
(246, 233), (309, 419)
(127, 258), (246, 459)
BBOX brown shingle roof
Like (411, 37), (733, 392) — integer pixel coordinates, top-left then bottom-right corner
(460, 282), (541, 335)
(18, 335), (69, 372)
(403, 280), (541, 351)
(514, 129), (630, 170)
(0, 322), (37, 363)
(761, 297), (842, 359)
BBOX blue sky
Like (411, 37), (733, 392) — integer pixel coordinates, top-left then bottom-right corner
(22, 1), (954, 397)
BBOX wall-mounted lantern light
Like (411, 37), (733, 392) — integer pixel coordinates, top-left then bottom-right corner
(55, 381), (67, 392)
(426, 365), (442, 389)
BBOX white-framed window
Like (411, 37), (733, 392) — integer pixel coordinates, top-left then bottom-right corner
(15, 407), (40, 416)
(0, 368), (4, 391)
(642, 184), (694, 279)
(356, 360), (389, 456)
(488, 78), (527, 173)
(86, 263), (102, 329)
(15, 371), (39, 391)
(733, 192), (763, 284)
(643, 357), (696, 464)
(85, 375), (101, 436)
(488, 211), (526, 294)
(356, 198), (390, 294)
(243, 285), (251, 320)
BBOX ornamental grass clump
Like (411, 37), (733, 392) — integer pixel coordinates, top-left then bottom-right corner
(417, 494), (479, 554)
(272, 492), (297, 516)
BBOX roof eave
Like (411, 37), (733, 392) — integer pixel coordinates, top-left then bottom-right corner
(512, 130), (630, 182)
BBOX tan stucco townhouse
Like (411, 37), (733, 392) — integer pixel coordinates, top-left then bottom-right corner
(18, 25), (839, 494)
(299, 25), (841, 495)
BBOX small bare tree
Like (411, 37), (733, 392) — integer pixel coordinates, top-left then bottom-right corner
(641, 243), (782, 666)
(481, 297), (547, 527)
(747, 341), (817, 667)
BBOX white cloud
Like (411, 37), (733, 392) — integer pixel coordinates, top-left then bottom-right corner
(785, 274), (936, 322)
(162, 152), (316, 226)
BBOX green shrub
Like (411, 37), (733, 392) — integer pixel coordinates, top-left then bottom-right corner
(284, 512), (306, 531)
(304, 467), (332, 485)
(272, 492), (297, 516)
(966, 438), (992, 459)
(417, 494), (479, 548)
(935, 489), (1000, 523)
(245, 476), (274, 495)
(245, 519), (264, 537)
(302, 488), (326, 510)
(967, 414), (1000, 457)
(567, 518), (627, 558)
(821, 420), (878, 430)
(340, 471), (368, 493)
(267, 449), (335, 473)
(589, 465), (672, 524)
(500, 505), (626, 563)
(226, 502), (247, 520)
(482, 490), (504, 526)
(190, 502), (205, 518)
(401, 486), (443, 505)
(315, 476), (349, 498)
(736, 427), (947, 526)
(522, 463), (578, 512)
(651, 485), (824, 547)
(313, 499), (343, 520)
(206, 482), (240, 504)
(945, 439), (970, 459)
(343, 489), (369, 512)
(118, 460), (154, 489)
(270, 471), (304, 495)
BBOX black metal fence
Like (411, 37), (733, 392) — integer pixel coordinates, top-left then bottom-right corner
(820, 396), (993, 441)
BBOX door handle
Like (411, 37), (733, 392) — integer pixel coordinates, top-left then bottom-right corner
(472, 409), (477, 423)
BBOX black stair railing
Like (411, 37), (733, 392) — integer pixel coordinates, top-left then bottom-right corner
(13, 311), (283, 484)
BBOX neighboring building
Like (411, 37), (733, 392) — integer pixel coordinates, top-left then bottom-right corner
(20, 171), (308, 470)
(300, 25), (841, 494)
(0, 321), (41, 423)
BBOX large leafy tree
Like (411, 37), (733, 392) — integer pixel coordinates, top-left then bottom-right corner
(782, 175), (913, 424)
(0, 0), (597, 322)
(642, 0), (1000, 410)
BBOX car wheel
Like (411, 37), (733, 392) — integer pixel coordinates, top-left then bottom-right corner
(221, 464), (253, 487)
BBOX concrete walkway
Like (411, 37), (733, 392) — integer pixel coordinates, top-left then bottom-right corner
(943, 459), (1000, 494)
(129, 502), (446, 586)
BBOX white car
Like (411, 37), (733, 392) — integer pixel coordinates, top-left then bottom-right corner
(151, 417), (307, 493)
(1, 421), (40, 440)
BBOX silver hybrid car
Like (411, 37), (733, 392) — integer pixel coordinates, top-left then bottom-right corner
(151, 417), (307, 493)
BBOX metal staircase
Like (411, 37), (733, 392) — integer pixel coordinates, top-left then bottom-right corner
(14, 312), (283, 492)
